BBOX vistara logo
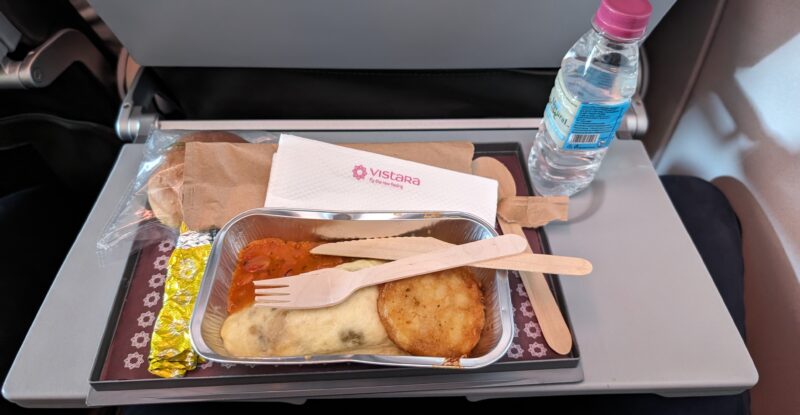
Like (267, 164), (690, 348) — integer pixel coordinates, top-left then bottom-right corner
(351, 163), (421, 190)
(352, 164), (367, 180)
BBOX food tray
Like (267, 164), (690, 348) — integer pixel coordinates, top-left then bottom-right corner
(192, 209), (512, 369)
(90, 144), (580, 391)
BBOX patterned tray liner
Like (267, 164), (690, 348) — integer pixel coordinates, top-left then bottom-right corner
(99, 154), (569, 381)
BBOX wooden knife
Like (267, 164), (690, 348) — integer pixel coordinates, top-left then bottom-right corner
(311, 237), (592, 276)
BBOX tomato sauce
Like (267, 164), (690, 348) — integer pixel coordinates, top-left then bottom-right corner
(228, 238), (344, 313)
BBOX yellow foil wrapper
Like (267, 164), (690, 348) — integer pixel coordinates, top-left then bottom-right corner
(148, 229), (212, 378)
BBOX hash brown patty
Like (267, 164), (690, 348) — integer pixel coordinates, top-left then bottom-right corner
(377, 267), (484, 358)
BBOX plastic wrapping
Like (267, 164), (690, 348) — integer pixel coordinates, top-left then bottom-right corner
(96, 129), (277, 259)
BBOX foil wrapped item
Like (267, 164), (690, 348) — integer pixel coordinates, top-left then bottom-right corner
(148, 229), (212, 378)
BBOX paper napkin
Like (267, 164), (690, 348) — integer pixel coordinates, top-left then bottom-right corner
(265, 135), (498, 225)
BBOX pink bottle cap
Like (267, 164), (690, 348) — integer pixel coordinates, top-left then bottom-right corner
(593, 0), (653, 41)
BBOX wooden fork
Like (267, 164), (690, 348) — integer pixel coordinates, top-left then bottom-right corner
(253, 234), (528, 309)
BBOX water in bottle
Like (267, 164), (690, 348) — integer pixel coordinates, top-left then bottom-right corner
(528, 0), (652, 196)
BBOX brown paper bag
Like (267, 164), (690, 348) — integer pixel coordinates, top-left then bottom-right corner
(497, 195), (569, 227)
(182, 143), (277, 231)
(182, 141), (475, 230)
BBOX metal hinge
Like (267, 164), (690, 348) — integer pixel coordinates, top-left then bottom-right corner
(618, 94), (649, 140)
(0, 12), (112, 91)
(116, 67), (158, 142)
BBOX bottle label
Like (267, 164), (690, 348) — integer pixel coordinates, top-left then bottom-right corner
(543, 71), (630, 150)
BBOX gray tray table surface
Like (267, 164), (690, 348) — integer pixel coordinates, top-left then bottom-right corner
(2, 130), (756, 407)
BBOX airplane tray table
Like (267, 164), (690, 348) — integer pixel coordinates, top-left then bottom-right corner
(89, 143), (583, 393)
(3, 130), (756, 408)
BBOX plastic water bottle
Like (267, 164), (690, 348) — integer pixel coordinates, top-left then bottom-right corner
(528, 0), (652, 196)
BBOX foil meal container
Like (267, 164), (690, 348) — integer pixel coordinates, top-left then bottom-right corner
(190, 209), (514, 369)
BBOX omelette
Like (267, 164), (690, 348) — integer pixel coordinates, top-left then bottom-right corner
(221, 260), (405, 357)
